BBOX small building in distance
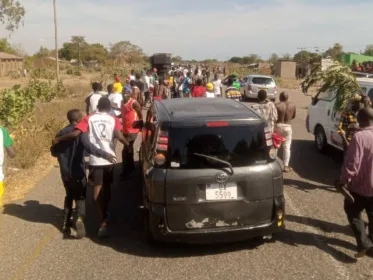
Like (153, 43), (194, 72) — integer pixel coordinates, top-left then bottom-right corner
(0, 52), (24, 77)
(274, 60), (296, 79)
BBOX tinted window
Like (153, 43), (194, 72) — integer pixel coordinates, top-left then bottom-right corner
(168, 125), (268, 169)
(252, 77), (273, 85)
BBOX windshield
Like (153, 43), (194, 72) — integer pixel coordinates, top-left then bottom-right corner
(168, 125), (268, 169)
(252, 77), (273, 85)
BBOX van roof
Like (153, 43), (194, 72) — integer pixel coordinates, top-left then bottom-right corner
(154, 98), (261, 122)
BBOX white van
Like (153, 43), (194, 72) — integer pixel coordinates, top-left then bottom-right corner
(306, 78), (373, 152)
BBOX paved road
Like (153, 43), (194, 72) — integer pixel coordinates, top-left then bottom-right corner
(1, 90), (373, 280)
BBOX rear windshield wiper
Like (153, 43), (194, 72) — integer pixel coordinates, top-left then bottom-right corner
(193, 153), (234, 175)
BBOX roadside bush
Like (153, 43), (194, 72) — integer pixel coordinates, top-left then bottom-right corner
(29, 68), (56, 80)
(0, 79), (66, 127)
(66, 68), (82, 76)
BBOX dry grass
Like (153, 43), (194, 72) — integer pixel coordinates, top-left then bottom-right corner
(2, 78), (90, 204)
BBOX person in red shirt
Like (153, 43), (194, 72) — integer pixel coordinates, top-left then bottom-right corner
(192, 79), (207, 98)
(121, 85), (143, 178)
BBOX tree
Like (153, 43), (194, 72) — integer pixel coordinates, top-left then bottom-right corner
(268, 53), (279, 64)
(363, 45), (373, 57)
(0, 38), (15, 53)
(229, 56), (243, 64)
(293, 50), (321, 63)
(281, 53), (292, 60)
(109, 41), (145, 65)
(84, 43), (107, 63)
(34, 46), (51, 58)
(0, 0), (25, 32)
(172, 56), (183, 63)
(59, 42), (74, 61)
(12, 42), (26, 56)
(324, 43), (344, 61)
(301, 62), (360, 111)
(71, 36), (86, 67)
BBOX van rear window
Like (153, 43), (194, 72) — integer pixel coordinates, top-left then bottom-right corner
(252, 77), (273, 85)
(168, 125), (268, 169)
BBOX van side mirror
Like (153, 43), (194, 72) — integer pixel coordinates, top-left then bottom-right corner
(132, 120), (144, 129)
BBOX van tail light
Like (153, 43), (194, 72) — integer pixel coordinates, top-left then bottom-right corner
(248, 84), (252, 91)
(155, 131), (168, 166)
(206, 121), (229, 127)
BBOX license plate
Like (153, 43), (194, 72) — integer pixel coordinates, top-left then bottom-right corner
(259, 88), (267, 91)
(206, 183), (238, 200)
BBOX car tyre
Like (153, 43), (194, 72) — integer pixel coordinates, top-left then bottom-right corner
(315, 126), (328, 153)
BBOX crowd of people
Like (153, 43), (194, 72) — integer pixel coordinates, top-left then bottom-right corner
(2, 64), (373, 259)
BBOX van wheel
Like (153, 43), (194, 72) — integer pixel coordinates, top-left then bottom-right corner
(315, 126), (328, 153)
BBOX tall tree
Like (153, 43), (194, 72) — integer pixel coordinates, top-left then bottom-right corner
(172, 56), (183, 63)
(293, 50), (320, 63)
(34, 46), (51, 58)
(324, 43), (344, 61)
(0, 0), (25, 32)
(71, 36), (86, 67)
(0, 38), (15, 53)
(268, 53), (279, 64)
(363, 45), (373, 57)
(109, 41), (145, 65)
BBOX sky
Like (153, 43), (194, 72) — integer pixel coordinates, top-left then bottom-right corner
(0, 0), (373, 60)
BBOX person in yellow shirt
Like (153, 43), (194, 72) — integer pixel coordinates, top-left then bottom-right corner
(113, 76), (123, 94)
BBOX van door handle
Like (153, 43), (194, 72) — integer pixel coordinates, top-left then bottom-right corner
(327, 109), (330, 116)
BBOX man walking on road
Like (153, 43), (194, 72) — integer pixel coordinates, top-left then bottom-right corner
(51, 109), (116, 238)
(121, 86), (143, 178)
(53, 98), (131, 237)
(251, 90), (278, 133)
(338, 107), (373, 258)
(85, 82), (105, 115)
(275, 92), (296, 173)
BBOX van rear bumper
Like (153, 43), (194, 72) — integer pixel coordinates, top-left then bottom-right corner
(148, 199), (285, 244)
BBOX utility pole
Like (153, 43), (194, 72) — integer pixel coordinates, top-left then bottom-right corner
(53, 0), (59, 82)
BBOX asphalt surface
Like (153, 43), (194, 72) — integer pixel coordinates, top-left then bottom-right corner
(1, 90), (373, 280)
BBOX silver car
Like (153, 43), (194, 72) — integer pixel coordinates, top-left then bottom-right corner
(242, 75), (278, 101)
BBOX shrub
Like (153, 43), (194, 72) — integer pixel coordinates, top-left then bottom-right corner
(0, 79), (66, 127)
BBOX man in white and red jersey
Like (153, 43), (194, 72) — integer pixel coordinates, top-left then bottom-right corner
(53, 97), (130, 237)
(121, 83), (143, 178)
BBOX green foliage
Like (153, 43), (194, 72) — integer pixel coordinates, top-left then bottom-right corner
(229, 54), (261, 65)
(324, 43), (344, 61)
(0, 37), (15, 53)
(363, 45), (373, 57)
(109, 41), (146, 65)
(0, 79), (65, 127)
(293, 50), (321, 63)
(0, 0), (25, 32)
(29, 68), (56, 79)
(66, 68), (82, 76)
(301, 62), (361, 111)
(34, 46), (51, 58)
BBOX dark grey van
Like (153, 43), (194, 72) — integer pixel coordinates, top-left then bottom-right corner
(137, 98), (284, 243)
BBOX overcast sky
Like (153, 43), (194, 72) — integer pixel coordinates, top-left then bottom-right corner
(0, 0), (372, 60)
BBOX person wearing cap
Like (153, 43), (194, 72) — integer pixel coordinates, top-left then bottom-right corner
(205, 83), (216, 98)
(113, 76), (123, 94)
(108, 83), (123, 118)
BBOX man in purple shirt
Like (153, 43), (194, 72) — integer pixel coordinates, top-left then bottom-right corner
(339, 107), (373, 258)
